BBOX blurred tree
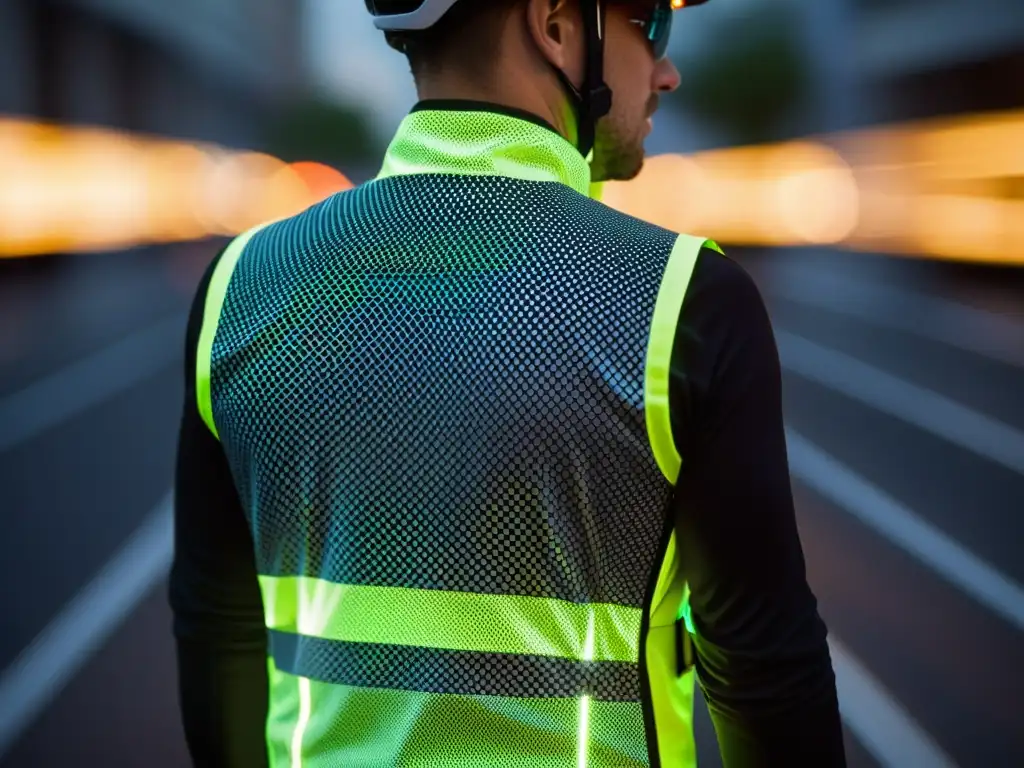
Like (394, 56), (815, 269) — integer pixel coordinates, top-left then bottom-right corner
(267, 98), (382, 169)
(670, 5), (812, 145)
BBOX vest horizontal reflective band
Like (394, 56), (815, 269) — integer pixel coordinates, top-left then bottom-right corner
(263, 666), (655, 768)
(260, 576), (642, 663)
(199, 106), (720, 767)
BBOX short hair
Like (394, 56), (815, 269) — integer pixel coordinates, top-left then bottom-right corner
(385, 0), (525, 84)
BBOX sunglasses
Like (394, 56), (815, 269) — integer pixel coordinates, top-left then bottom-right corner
(627, 0), (708, 60)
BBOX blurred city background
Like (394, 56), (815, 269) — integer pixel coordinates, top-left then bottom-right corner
(0, 0), (1022, 765)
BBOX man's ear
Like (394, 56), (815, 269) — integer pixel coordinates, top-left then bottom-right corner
(524, 0), (583, 79)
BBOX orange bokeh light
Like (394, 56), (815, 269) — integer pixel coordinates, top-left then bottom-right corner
(0, 109), (1021, 264)
(289, 161), (354, 202)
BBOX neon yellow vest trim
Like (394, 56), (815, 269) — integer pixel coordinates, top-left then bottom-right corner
(643, 232), (723, 767)
(267, 661), (650, 768)
(260, 574), (642, 663)
(195, 223), (273, 438)
(376, 109), (592, 196)
(644, 234), (724, 484)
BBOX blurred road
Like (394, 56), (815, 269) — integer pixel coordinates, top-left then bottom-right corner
(0, 241), (1021, 767)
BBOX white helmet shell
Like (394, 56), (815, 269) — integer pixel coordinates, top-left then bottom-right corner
(370, 0), (464, 30)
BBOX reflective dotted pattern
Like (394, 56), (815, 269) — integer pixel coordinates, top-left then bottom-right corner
(212, 173), (677, 610)
(211, 174), (679, 767)
(269, 630), (640, 702)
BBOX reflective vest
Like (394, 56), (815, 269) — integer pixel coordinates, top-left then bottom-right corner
(196, 105), (721, 767)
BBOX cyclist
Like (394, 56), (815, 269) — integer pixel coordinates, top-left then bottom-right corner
(171, 1), (846, 765)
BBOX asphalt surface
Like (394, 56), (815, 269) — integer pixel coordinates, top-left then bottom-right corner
(0, 239), (1021, 767)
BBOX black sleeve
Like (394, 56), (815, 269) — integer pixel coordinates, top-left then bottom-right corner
(169, 246), (270, 768)
(669, 248), (846, 766)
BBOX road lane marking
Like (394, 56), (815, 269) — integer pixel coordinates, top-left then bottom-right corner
(0, 313), (185, 452)
(787, 429), (1024, 632)
(829, 637), (958, 768)
(766, 269), (1024, 370)
(777, 330), (1024, 477)
(0, 492), (174, 757)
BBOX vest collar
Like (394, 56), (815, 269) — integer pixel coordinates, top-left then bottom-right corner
(376, 100), (592, 197)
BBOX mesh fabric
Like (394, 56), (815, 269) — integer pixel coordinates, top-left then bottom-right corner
(209, 132), (687, 763)
(212, 174), (676, 607)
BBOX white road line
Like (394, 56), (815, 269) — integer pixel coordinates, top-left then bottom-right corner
(766, 270), (1024, 370)
(787, 429), (1024, 632)
(829, 637), (958, 768)
(777, 330), (1024, 477)
(0, 493), (174, 757)
(0, 313), (185, 452)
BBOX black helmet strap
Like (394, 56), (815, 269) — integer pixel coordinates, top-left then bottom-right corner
(552, 0), (611, 160)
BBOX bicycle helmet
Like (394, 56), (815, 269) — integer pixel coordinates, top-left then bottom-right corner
(366, 0), (709, 158)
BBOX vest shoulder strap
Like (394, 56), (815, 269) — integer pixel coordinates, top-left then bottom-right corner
(195, 222), (273, 439)
(643, 233), (723, 484)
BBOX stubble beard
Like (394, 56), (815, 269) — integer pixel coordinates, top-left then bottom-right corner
(589, 118), (646, 183)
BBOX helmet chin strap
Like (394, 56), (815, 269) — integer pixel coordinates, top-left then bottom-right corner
(552, 0), (611, 160)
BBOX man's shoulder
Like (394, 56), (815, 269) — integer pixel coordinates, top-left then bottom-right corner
(689, 246), (764, 308)
(681, 247), (773, 359)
